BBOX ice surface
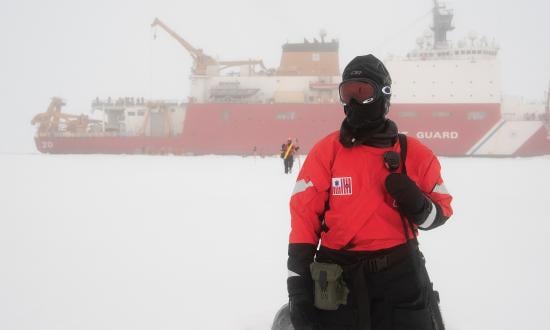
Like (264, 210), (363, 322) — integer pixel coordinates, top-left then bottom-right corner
(1, 154), (549, 329)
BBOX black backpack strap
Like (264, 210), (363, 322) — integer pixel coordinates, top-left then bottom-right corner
(398, 133), (408, 175)
(397, 134), (417, 241)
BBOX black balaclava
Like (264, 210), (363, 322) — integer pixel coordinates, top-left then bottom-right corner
(339, 54), (397, 148)
(344, 98), (387, 130)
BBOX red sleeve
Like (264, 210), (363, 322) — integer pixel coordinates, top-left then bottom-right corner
(289, 134), (337, 245)
(419, 154), (453, 219)
(406, 138), (453, 229)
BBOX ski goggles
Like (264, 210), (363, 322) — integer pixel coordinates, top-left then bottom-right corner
(338, 79), (391, 106)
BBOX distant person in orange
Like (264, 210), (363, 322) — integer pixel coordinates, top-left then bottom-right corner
(281, 138), (300, 174)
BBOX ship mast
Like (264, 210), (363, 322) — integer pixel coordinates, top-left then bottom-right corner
(432, 0), (454, 49)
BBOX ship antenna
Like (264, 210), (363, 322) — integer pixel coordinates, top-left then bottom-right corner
(432, 0), (455, 49)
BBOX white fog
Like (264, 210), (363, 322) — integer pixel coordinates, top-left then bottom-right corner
(1, 0), (550, 329)
(1, 0), (549, 153)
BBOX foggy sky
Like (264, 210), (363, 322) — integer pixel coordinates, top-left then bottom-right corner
(1, 0), (549, 153)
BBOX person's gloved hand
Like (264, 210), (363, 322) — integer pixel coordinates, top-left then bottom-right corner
(288, 275), (317, 330)
(385, 173), (431, 225)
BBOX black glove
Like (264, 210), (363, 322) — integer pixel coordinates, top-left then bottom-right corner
(287, 275), (317, 330)
(385, 173), (431, 225)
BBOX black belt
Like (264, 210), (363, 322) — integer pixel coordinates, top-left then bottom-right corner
(358, 242), (414, 272)
(317, 239), (417, 271)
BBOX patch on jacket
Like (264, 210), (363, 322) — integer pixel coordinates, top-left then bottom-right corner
(331, 177), (353, 196)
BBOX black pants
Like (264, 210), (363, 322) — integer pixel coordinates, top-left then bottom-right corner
(284, 156), (294, 174)
(314, 243), (443, 330)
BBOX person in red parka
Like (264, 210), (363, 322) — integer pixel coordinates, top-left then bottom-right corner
(286, 54), (453, 330)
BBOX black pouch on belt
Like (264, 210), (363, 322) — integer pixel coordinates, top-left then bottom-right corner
(309, 261), (350, 311)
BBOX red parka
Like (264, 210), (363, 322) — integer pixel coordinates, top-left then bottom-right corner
(289, 131), (453, 252)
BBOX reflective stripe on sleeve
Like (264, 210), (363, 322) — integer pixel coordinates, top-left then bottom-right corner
(418, 201), (437, 229)
(292, 179), (314, 196)
(432, 183), (449, 194)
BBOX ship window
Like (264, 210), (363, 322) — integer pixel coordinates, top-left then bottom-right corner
(312, 53), (321, 61)
(127, 111), (135, 116)
(432, 111), (452, 118)
(137, 110), (145, 116)
(276, 112), (296, 120)
(467, 111), (487, 120)
(397, 111), (417, 118)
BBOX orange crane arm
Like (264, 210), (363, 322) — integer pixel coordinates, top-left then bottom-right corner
(151, 17), (215, 64)
(151, 18), (268, 75)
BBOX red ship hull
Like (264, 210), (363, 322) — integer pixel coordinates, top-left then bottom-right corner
(34, 135), (186, 155)
(34, 103), (550, 156)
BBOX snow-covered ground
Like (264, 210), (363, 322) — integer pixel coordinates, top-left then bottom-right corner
(1, 154), (549, 330)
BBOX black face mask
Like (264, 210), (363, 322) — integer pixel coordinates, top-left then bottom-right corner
(344, 98), (387, 129)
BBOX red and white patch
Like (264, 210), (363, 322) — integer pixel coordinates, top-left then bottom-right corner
(331, 177), (353, 196)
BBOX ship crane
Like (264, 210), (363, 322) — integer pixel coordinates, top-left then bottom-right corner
(31, 97), (100, 135)
(151, 17), (266, 75)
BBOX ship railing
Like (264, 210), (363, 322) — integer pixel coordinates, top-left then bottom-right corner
(91, 97), (185, 108)
(92, 97), (146, 107)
